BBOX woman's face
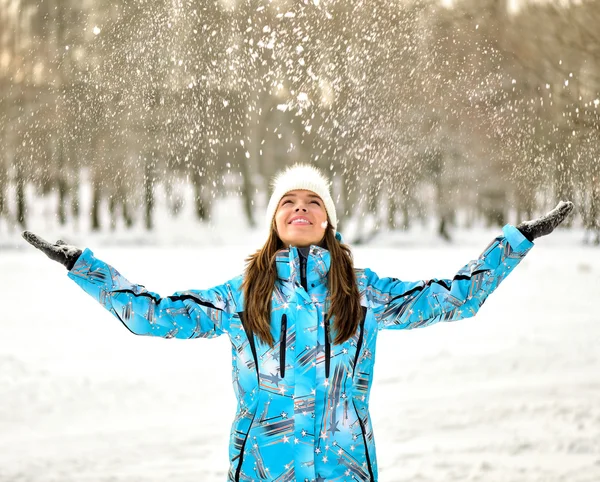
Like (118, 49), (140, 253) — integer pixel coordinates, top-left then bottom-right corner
(274, 190), (328, 248)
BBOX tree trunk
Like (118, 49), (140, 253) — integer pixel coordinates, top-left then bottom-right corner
(57, 138), (68, 225)
(368, 179), (379, 217)
(108, 194), (117, 231)
(122, 195), (134, 228)
(554, 151), (575, 227)
(91, 179), (101, 231)
(590, 174), (600, 245)
(16, 162), (26, 229)
(192, 168), (208, 221)
(0, 157), (5, 219)
(401, 201), (411, 231)
(431, 149), (451, 241)
(438, 217), (450, 242)
(388, 195), (397, 230)
(239, 153), (255, 228)
(71, 169), (80, 226)
(58, 177), (68, 225)
(336, 168), (355, 235)
(241, 96), (265, 229)
(144, 154), (155, 231)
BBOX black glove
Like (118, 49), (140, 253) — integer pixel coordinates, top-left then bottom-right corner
(22, 231), (83, 270)
(516, 201), (574, 242)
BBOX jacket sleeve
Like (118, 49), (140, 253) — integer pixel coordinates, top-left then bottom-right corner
(360, 224), (534, 330)
(67, 248), (242, 339)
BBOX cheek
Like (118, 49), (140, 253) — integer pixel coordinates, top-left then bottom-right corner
(274, 210), (287, 231)
(314, 208), (328, 225)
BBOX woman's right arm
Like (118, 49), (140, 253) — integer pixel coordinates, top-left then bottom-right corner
(23, 231), (241, 339)
(67, 248), (241, 339)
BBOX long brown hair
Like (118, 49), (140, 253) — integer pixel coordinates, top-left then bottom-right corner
(242, 223), (362, 347)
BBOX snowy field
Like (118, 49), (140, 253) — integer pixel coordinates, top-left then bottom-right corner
(0, 204), (599, 482)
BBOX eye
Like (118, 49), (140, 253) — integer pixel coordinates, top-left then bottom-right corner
(282, 199), (292, 205)
(311, 201), (321, 205)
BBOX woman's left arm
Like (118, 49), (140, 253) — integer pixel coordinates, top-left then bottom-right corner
(362, 224), (535, 330)
(362, 201), (573, 330)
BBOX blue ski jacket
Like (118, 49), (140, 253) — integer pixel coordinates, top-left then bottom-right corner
(67, 224), (533, 481)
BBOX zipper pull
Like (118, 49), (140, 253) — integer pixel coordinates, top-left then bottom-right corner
(280, 314), (287, 378)
(325, 318), (331, 379)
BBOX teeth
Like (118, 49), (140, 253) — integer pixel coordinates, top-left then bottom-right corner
(291, 219), (310, 225)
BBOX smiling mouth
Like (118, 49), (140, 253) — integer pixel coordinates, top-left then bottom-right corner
(289, 219), (312, 225)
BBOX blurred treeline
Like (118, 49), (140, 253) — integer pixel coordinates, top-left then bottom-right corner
(0, 0), (598, 242)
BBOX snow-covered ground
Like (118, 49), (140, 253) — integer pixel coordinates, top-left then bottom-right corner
(1, 195), (598, 482)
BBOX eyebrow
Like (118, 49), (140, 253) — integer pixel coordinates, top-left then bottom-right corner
(281, 193), (321, 199)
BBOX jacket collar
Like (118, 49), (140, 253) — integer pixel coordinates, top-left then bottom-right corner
(275, 245), (331, 288)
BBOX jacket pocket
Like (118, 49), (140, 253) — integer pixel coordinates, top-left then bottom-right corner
(325, 318), (331, 379)
(280, 314), (287, 377)
(352, 400), (375, 481)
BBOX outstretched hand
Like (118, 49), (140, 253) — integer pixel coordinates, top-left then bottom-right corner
(22, 231), (83, 270)
(516, 201), (574, 241)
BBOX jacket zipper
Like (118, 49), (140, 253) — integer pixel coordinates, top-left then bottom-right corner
(234, 412), (256, 482)
(300, 251), (308, 291)
(353, 400), (375, 481)
(324, 318), (331, 379)
(352, 307), (368, 378)
(280, 314), (287, 378)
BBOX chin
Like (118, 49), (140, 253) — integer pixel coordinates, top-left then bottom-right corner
(285, 238), (316, 247)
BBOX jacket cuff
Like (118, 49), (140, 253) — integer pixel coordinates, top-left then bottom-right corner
(67, 247), (95, 275)
(503, 224), (534, 253)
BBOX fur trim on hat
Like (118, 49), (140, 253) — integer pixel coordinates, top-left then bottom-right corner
(265, 164), (338, 231)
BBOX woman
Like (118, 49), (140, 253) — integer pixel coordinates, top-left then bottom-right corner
(23, 164), (573, 481)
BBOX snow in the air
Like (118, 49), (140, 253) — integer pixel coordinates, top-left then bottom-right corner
(1, 1), (599, 480)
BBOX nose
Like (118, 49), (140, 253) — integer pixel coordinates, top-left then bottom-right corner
(295, 206), (307, 212)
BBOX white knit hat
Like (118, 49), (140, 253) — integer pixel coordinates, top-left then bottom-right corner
(265, 164), (338, 231)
